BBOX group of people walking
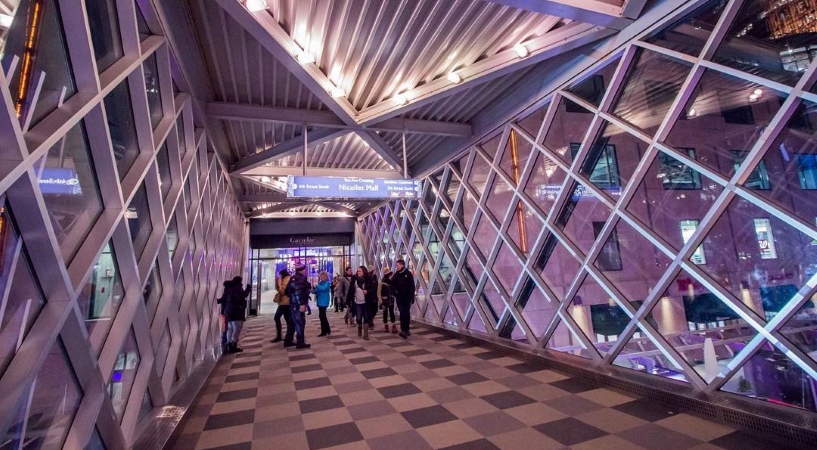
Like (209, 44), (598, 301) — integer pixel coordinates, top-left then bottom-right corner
(218, 259), (415, 354)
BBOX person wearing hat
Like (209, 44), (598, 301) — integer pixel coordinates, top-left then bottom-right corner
(284, 264), (312, 349)
(379, 266), (397, 333)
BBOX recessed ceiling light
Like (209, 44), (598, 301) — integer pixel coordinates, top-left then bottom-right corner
(330, 87), (346, 98)
(0, 14), (12, 28)
(245, 0), (267, 12)
(297, 52), (315, 64)
(394, 93), (408, 105)
(447, 72), (462, 84)
(513, 43), (529, 58)
(753, 88), (763, 95)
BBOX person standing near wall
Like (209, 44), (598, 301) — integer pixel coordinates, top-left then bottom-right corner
(391, 260), (415, 339)
(315, 271), (332, 337)
(224, 276), (251, 353)
(335, 267), (350, 314)
(285, 264), (312, 349)
(271, 269), (293, 344)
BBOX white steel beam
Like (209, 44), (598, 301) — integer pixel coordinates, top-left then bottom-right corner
(206, 102), (473, 137)
(241, 166), (404, 179)
(482, 0), (633, 29)
(229, 128), (346, 173)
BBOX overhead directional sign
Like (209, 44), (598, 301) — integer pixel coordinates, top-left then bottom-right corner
(287, 176), (422, 199)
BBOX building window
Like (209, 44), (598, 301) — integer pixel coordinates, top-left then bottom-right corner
(679, 220), (706, 264)
(798, 154), (817, 189)
(733, 150), (771, 190)
(593, 221), (622, 271)
(754, 218), (777, 259)
(571, 143), (620, 189)
(659, 148), (701, 189)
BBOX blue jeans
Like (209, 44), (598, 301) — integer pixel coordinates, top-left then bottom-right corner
(354, 303), (368, 326)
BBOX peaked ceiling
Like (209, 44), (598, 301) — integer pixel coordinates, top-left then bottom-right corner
(166, 0), (647, 217)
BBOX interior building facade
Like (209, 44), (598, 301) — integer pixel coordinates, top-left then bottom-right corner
(0, 0), (816, 448)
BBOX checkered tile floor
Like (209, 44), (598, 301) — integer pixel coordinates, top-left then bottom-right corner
(168, 311), (796, 450)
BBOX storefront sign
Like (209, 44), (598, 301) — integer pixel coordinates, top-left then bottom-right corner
(39, 168), (82, 195)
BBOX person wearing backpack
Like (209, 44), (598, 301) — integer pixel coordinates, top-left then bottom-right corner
(224, 276), (251, 353)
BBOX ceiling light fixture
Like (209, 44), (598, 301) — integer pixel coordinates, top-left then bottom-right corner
(753, 88), (763, 95)
(330, 86), (346, 98)
(513, 43), (529, 58)
(0, 14), (12, 28)
(394, 93), (408, 105)
(245, 0), (267, 12)
(260, 176), (271, 183)
(447, 72), (462, 84)
(297, 51), (315, 64)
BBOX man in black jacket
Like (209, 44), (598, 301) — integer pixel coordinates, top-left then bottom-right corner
(391, 260), (415, 338)
(285, 264), (312, 349)
(220, 276), (251, 353)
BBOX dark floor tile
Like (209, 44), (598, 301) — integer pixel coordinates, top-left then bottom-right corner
(368, 430), (434, 450)
(403, 349), (432, 357)
(299, 395), (345, 414)
(291, 363), (323, 374)
(203, 410), (255, 430)
(204, 443), (253, 450)
(377, 383), (422, 399)
(225, 372), (259, 383)
(422, 359), (456, 369)
(289, 353), (317, 362)
(474, 351), (506, 360)
(431, 336), (452, 342)
(451, 343), (471, 349)
(389, 342), (413, 348)
(481, 391), (536, 410)
(612, 399), (681, 422)
(305, 422), (363, 450)
(548, 377), (599, 394)
(497, 375), (541, 390)
(618, 423), (703, 450)
(545, 395), (604, 416)
(216, 387), (258, 403)
(294, 376), (332, 390)
(533, 417), (607, 446)
(506, 362), (547, 374)
(349, 356), (379, 364)
(340, 347), (368, 355)
(440, 439), (501, 450)
(447, 372), (488, 386)
(710, 431), (798, 450)
(234, 351), (261, 359)
(361, 367), (398, 379)
(231, 360), (261, 369)
(401, 405), (458, 428)
(462, 411), (526, 437)
(333, 339), (356, 345)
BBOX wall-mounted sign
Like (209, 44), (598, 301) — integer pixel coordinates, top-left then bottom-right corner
(287, 176), (421, 199)
(39, 168), (82, 195)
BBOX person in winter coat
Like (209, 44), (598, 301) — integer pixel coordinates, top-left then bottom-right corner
(314, 271), (332, 337)
(271, 269), (293, 344)
(335, 267), (351, 313)
(222, 276), (251, 353)
(365, 265), (379, 329)
(285, 264), (312, 349)
(347, 266), (376, 340)
(378, 267), (397, 333)
(391, 259), (416, 339)
(217, 279), (231, 346)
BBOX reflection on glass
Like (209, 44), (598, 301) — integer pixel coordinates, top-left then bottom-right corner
(714, 0), (817, 86)
(156, 143), (172, 199)
(2, 340), (82, 450)
(613, 324), (690, 383)
(524, 152), (566, 217)
(517, 278), (558, 338)
(104, 79), (140, 180)
(136, 2), (151, 41)
(78, 243), (125, 352)
(467, 152), (491, 198)
(492, 242), (522, 294)
(143, 263), (162, 323)
(176, 115), (186, 155)
(644, 0), (726, 56)
(516, 102), (548, 140)
(542, 97), (594, 163)
(499, 315), (527, 342)
(144, 53), (163, 129)
(39, 121), (104, 264)
(468, 312), (489, 334)
(613, 49), (691, 136)
(108, 329), (140, 422)
(555, 182), (615, 255)
(506, 199), (540, 256)
(85, 0), (123, 72)
(664, 69), (784, 182)
(2, 0), (77, 128)
(547, 317), (591, 358)
(537, 234), (582, 301)
(480, 278), (504, 323)
(680, 219), (707, 264)
(566, 56), (620, 108)
(499, 130), (533, 186)
(127, 183), (152, 259)
(484, 176), (512, 223)
(471, 213), (497, 260)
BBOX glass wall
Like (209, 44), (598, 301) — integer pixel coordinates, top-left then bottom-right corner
(362, 0), (817, 415)
(0, 1), (246, 448)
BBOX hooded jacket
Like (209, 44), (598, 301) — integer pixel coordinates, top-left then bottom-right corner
(285, 271), (312, 307)
(222, 279), (251, 321)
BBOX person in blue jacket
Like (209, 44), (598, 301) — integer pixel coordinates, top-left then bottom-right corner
(314, 271), (332, 337)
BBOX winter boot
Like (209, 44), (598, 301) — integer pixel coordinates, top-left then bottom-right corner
(271, 333), (282, 343)
(385, 324), (390, 332)
(358, 324), (362, 337)
(232, 342), (243, 353)
(363, 324), (369, 340)
(392, 324), (398, 334)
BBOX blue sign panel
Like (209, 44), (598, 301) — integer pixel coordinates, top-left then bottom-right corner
(287, 176), (422, 199)
(39, 168), (83, 195)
